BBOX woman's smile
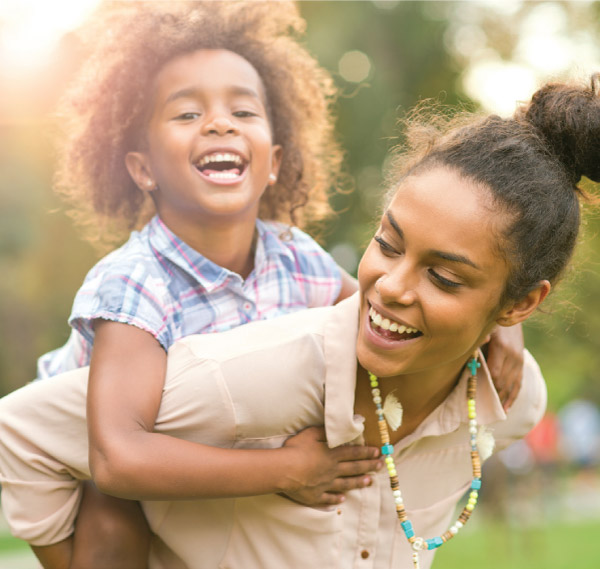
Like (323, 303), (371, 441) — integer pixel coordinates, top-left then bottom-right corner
(356, 166), (511, 380)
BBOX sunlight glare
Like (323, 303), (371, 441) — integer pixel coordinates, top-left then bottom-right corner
(463, 59), (537, 116)
(0, 0), (101, 72)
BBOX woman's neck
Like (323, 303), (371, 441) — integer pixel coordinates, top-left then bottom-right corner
(354, 357), (469, 446)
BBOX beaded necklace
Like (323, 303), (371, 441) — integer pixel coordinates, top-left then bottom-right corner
(367, 352), (482, 569)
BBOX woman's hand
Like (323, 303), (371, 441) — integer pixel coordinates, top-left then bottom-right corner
(280, 426), (382, 506)
(485, 323), (525, 412)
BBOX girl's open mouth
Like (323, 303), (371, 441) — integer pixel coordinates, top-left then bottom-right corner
(195, 152), (248, 183)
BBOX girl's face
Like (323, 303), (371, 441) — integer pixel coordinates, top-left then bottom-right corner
(127, 49), (282, 231)
(356, 166), (516, 380)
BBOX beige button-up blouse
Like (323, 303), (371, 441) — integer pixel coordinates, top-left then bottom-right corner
(0, 294), (546, 568)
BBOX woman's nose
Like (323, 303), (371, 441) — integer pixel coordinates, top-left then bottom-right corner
(376, 270), (418, 306)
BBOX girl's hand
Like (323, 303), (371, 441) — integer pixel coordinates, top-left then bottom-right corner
(486, 323), (524, 412)
(280, 426), (382, 507)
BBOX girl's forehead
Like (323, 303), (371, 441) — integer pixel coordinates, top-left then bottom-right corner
(152, 49), (267, 103)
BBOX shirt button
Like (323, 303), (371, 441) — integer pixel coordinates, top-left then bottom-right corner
(360, 550), (370, 559)
(243, 302), (252, 311)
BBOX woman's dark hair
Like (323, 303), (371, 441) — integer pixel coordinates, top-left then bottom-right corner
(389, 74), (600, 303)
(55, 1), (343, 247)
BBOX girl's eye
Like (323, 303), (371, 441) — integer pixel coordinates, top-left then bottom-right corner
(174, 112), (200, 121)
(428, 268), (462, 289)
(233, 110), (258, 118)
(374, 235), (399, 256)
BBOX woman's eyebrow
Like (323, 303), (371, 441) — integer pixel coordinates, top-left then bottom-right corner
(386, 211), (480, 270)
(386, 210), (404, 240)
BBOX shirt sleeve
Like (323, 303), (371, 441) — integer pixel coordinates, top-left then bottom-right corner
(285, 227), (342, 308)
(36, 329), (92, 379)
(68, 260), (173, 351)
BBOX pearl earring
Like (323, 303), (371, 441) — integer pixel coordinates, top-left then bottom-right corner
(268, 173), (277, 184)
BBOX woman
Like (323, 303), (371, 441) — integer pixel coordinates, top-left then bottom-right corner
(0, 75), (598, 569)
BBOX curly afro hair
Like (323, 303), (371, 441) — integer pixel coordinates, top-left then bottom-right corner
(54, 1), (343, 247)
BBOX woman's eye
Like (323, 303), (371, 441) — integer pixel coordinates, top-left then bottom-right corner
(429, 268), (461, 289)
(374, 235), (398, 256)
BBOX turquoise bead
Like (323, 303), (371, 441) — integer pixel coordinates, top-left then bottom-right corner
(381, 444), (394, 455)
(401, 520), (414, 539)
(426, 537), (443, 549)
(471, 478), (481, 490)
(467, 357), (481, 375)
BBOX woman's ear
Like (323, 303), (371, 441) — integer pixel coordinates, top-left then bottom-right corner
(125, 151), (156, 193)
(496, 280), (551, 327)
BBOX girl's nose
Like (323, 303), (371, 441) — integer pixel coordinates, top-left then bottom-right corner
(202, 114), (238, 136)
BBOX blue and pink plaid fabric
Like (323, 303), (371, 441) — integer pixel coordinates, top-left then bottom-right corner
(37, 216), (341, 378)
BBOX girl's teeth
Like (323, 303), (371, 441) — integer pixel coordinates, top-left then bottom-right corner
(373, 313), (382, 326)
(389, 322), (398, 332)
(381, 318), (391, 330)
(208, 171), (238, 179)
(397, 325), (406, 334)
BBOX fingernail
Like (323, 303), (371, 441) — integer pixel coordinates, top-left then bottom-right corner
(364, 476), (372, 486)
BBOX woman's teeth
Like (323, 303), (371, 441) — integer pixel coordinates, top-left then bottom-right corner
(369, 307), (421, 336)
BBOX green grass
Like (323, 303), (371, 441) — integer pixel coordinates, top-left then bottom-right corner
(434, 517), (600, 569)
(0, 532), (30, 553)
(1, 512), (599, 567)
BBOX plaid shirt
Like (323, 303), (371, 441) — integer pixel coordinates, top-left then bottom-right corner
(37, 216), (341, 378)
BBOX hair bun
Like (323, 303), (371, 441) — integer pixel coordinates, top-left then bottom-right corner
(522, 73), (600, 184)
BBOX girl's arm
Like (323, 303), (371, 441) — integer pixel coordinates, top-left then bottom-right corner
(484, 323), (525, 411)
(334, 267), (358, 303)
(88, 320), (380, 503)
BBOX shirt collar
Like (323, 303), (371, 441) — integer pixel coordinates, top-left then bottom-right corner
(146, 216), (294, 292)
(322, 293), (507, 447)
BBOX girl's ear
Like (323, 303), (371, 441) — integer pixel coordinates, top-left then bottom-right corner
(496, 280), (551, 327)
(269, 144), (283, 184)
(125, 151), (156, 193)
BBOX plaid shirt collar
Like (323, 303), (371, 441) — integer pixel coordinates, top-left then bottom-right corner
(147, 216), (295, 293)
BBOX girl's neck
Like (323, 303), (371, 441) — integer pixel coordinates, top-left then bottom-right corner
(160, 213), (258, 279)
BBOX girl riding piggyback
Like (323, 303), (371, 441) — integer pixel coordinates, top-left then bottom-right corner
(32, 3), (376, 568)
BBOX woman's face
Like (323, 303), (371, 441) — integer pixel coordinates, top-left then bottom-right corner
(357, 165), (513, 379)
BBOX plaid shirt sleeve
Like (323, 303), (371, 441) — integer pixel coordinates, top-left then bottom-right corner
(284, 227), (342, 308)
(67, 260), (174, 352)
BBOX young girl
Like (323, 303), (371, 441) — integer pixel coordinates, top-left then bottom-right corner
(33, 2), (382, 568)
(1, 76), (598, 568)
(15, 1), (522, 567)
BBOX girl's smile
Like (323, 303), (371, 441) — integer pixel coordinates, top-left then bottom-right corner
(194, 149), (248, 184)
(126, 49), (282, 235)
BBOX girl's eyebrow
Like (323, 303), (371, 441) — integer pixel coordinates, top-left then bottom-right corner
(164, 85), (262, 105)
(386, 210), (481, 270)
